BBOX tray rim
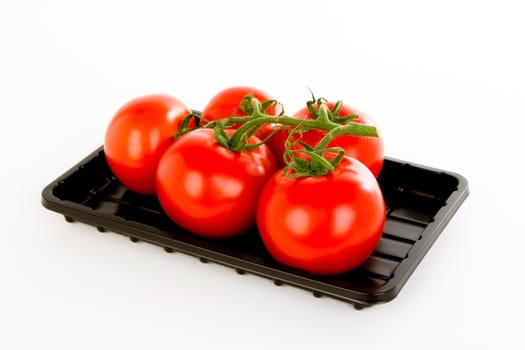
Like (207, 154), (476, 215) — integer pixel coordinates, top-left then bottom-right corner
(41, 146), (469, 308)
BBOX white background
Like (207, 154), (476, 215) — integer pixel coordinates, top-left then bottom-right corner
(4, 0), (524, 349)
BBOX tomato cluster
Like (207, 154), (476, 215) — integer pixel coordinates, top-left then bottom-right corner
(104, 87), (386, 275)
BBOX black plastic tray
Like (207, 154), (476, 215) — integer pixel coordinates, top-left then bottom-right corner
(41, 146), (468, 309)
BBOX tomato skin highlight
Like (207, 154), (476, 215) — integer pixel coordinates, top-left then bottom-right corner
(267, 103), (384, 177)
(256, 157), (386, 275)
(104, 94), (191, 195)
(156, 128), (278, 239)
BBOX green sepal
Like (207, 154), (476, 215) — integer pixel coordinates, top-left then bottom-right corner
(214, 125), (231, 149)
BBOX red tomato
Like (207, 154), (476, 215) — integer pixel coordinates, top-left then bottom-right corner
(267, 102), (384, 177)
(201, 86), (282, 141)
(156, 128), (278, 239)
(202, 86), (281, 121)
(256, 156), (385, 275)
(104, 94), (191, 195)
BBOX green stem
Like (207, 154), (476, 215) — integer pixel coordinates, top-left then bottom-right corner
(178, 94), (381, 178)
(228, 99), (378, 152)
(314, 114), (380, 152)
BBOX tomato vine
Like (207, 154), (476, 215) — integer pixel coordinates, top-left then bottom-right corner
(174, 93), (380, 178)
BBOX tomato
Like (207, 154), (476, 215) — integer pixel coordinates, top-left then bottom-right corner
(201, 86), (282, 141)
(267, 102), (384, 177)
(104, 94), (191, 195)
(256, 156), (385, 275)
(156, 128), (278, 239)
(202, 86), (281, 122)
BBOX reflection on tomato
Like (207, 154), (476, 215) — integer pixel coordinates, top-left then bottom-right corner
(156, 128), (278, 239)
(256, 156), (385, 275)
(104, 94), (191, 195)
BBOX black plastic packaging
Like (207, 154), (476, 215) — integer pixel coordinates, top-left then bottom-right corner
(41, 146), (468, 309)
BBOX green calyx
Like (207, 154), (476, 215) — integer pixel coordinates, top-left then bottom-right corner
(174, 93), (380, 178)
